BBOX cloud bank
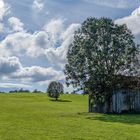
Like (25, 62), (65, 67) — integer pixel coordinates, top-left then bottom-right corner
(0, 13), (80, 90)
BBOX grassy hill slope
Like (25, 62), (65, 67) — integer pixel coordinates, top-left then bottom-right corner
(0, 93), (140, 140)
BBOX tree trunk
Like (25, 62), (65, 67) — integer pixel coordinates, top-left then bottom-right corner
(88, 95), (92, 112)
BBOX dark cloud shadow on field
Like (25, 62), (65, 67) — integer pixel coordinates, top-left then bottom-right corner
(87, 114), (140, 125)
(78, 112), (140, 125)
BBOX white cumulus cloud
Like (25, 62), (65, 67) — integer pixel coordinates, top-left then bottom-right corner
(45, 23), (81, 69)
(0, 56), (64, 83)
(0, 32), (32, 56)
(43, 18), (65, 44)
(0, 19), (80, 68)
(0, 83), (31, 88)
(32, 0), (44, 11)
(0, 0), (10, 20)
(115, 6), (140, 43)
(12, 66), (64, 82)
(8, 17), (24, 32)
(0, 57), (21, 75)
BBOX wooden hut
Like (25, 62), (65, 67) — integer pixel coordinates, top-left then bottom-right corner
(89, 76), (140, 113)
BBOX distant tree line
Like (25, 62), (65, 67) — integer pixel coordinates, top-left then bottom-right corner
(9, 88), (43, 93)
(0, 82), (75, 95)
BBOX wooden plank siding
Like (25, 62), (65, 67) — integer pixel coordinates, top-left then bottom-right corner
(89, 89), (140, 113)
(112, 89), (140, 113)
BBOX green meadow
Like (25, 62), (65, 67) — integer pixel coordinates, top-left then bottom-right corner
(0, 93), (140, 140)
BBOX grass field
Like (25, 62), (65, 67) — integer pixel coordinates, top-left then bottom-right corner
(0, 93), (140, 140)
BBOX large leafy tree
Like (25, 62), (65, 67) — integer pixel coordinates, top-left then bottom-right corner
(65, 17), (139, 109)
(47, 81), (64, 101)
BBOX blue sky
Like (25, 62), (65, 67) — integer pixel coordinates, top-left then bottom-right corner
(0, 0), (140, 92)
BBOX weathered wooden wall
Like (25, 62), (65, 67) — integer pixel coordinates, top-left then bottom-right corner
(89, 89), (140, 113)
(112, 89), (140, 113)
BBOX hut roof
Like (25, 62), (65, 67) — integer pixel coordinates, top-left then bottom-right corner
(116, 75), (140, 89)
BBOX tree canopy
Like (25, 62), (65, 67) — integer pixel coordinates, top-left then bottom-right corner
(65, 17), (139, 104)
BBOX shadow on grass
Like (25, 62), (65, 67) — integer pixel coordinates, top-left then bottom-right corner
(78, 112), (140, 125)
(49, 99), (72, 102)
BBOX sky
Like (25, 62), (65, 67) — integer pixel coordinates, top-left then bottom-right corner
(0, 0), (140, 92)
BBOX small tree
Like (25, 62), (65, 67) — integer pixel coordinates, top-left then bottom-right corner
(47, 81), (64, 100)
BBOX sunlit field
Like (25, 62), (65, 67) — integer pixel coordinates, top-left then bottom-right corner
(0, 93), (140, 140)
